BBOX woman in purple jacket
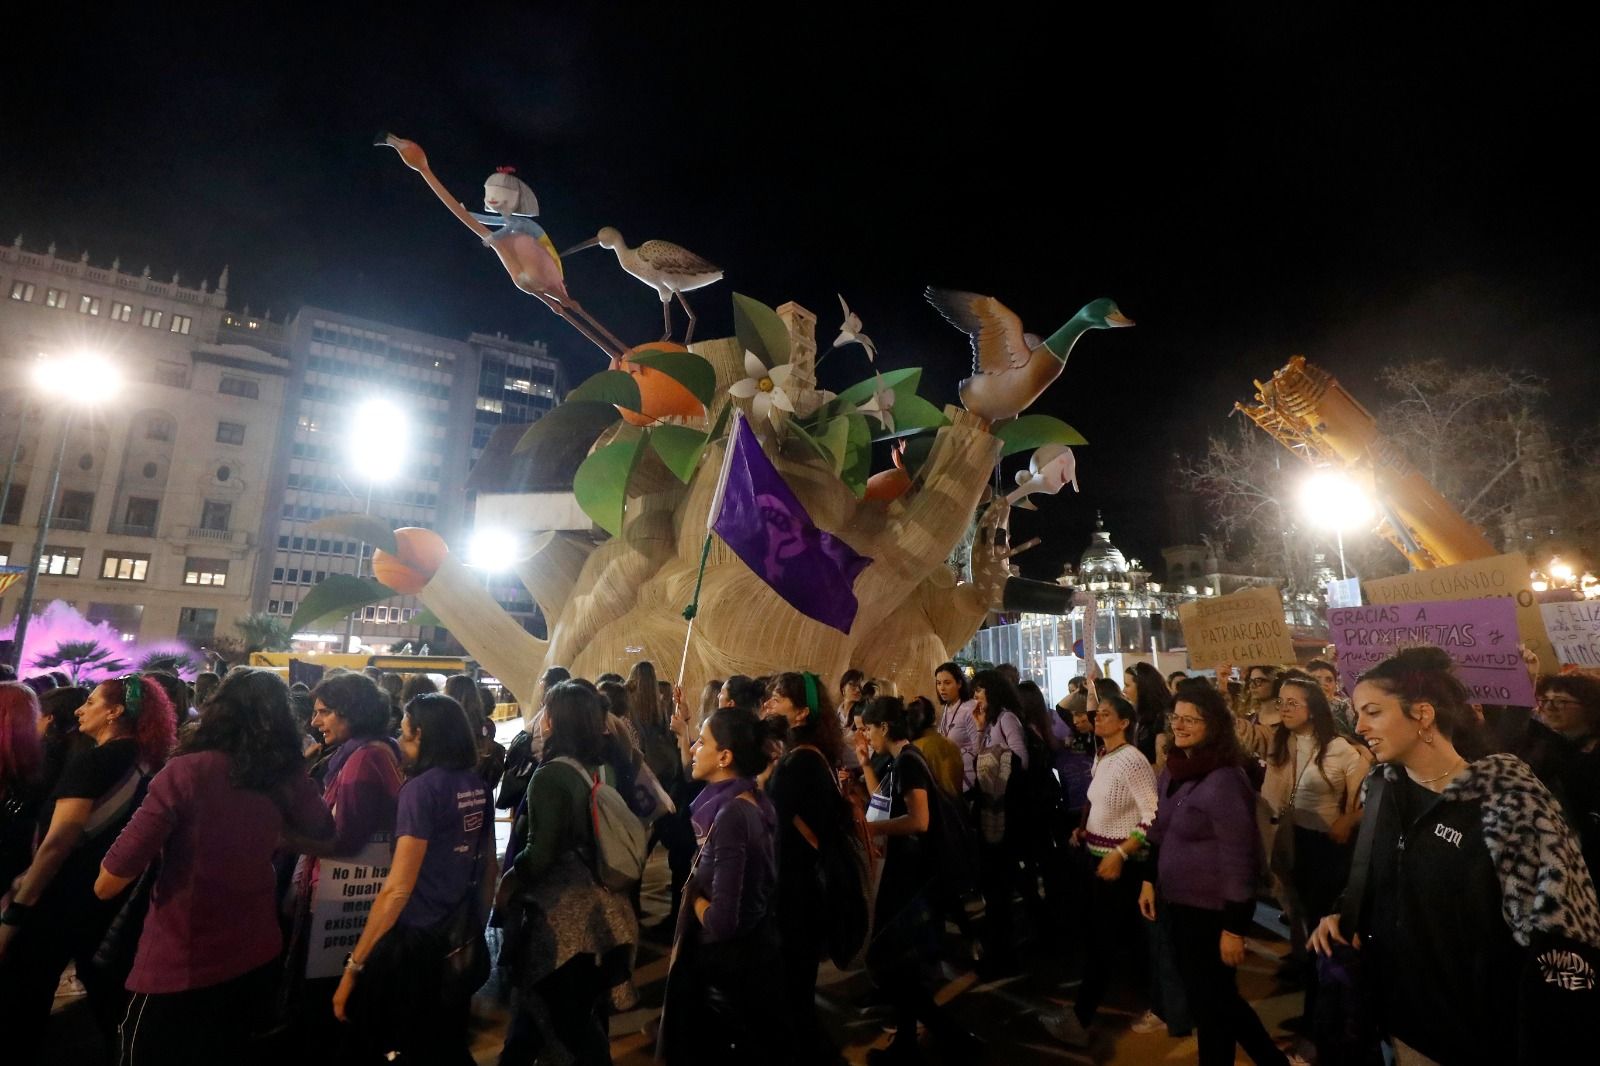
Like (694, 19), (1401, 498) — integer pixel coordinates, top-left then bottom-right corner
(95, 669), (334, 1065)
(660, 706), (786, 1064)
(1139, 680), (1300, 1066)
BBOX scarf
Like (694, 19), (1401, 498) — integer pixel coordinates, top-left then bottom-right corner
(689, 775), (757, 844)
(323, 734), (401, 787)
(1165, 745), (1230, 784)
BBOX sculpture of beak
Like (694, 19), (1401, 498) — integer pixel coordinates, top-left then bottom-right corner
(1106, 309), (1136, 327)
(562, 235), (603, 256)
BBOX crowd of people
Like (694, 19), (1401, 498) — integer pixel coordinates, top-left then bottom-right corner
(0, 645), (1597, 1065)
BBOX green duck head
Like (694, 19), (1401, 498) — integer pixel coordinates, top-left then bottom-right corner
(1042, 298), (1134, 358)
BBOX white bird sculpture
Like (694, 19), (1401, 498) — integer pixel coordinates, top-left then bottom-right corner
(564, 227), (723, 344)
(1006, 444), (1079, 510)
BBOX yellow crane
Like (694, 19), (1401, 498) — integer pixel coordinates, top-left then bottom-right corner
(1237, 355), (1497, 570)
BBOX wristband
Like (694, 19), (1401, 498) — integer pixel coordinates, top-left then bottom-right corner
(1114, 844), (1129, 859)
(343, 953), (364, 974)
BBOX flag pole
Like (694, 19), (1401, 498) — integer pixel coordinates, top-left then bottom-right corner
(678, 410), (742, 688)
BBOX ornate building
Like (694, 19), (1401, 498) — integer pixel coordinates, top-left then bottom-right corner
(0, 240), (286, 645)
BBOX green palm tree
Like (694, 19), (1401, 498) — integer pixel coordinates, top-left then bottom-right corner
(235, 612), (292, 653)
(34, 639), (131, 684)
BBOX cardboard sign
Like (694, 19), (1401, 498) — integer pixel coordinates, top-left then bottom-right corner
(1540, 601), (1600, 669)
(306, 834), (393, 979)
(1178, 586), (1296, 668)
(1361, 552), (1556, 672)
(1328, 598), (1535, 706)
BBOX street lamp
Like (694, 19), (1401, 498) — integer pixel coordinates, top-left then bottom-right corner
(8, 352), (123, 672)
(1300, 469), (1376, 581)
(342, 397), (409, 654)
(466, 528), (520, 572)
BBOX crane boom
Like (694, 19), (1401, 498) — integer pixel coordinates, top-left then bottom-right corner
(1237, 356), (1497, 570)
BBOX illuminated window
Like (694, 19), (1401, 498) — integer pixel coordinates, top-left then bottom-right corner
(78, 295), (101, 315)
(141, 307), (163, 329)
(9, 281), (34, 302)
(169, 314), (192, 335)
(110, 302), (133, 322)
(101, 552), (150, 581)
(46, 288), (68, 309)
(38, 546), (84, 576)
(183, 558), (229, 586)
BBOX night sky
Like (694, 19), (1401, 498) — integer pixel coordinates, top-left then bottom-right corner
(6, 7), (1596, 580)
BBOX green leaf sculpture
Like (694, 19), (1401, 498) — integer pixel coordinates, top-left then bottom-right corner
(565, 369), (643, 410)
(650, 424), (711, 483)
(309, 513), (399, 555)
(841, 414), (873, 497)
(573, 434), (645, 536)
(732, 292), (791, 366)
(513, 403), (627, 469)
(291, 575), (395, 633)
(994, 414), (1089, 457)
(409, 606), (443, 629)
(628, 348), (717, 407)
(830, 366), (923, 410)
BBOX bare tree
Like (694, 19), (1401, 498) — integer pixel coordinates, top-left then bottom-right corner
(1375, 359), (1547, 530)
(1183, 359), (1548, 589)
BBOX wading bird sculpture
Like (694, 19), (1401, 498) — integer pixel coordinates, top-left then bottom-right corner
(564, 227), (722, 344)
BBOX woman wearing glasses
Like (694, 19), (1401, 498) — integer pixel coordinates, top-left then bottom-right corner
(1535, 674), (1600, 884)
(1141, 680), (1301, 1066)
(1263, 674), (1365, 1027)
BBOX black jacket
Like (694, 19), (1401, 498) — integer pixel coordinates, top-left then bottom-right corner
(1354, 755), (1600, 1064)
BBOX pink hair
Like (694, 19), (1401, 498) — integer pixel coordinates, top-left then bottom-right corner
(0, 681), (44, 787)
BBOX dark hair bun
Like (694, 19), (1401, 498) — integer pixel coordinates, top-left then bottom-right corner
(1391, 645), (1454, 673)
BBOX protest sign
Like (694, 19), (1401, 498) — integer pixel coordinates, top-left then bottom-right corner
(306, 834), (392, 979)
(1178, 586), (1295, 668)
(1540, 601), (1600, 669)
(1328, 597), (1535, 706)
(1362, 552), (1555, 672)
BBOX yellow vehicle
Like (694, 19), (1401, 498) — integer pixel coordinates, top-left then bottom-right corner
(247, 652), (474, 676)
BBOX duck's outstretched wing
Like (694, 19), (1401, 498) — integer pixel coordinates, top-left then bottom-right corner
(924, 288), (1031, 374)
(638, 240), (721, 276)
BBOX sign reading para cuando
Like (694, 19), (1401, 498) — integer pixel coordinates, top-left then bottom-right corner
(1328, 597), (1535, 706)
(1179, 586), (1296, 668)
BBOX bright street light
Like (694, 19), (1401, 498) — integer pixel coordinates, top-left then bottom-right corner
(1549, 558), (1574, 583)
(1300, 469), (1376, 582)
(30, 350), (124, 404)
(347, 398), (409, 483)
(467, 528), (520, 572)
(9, 352), (124, 671)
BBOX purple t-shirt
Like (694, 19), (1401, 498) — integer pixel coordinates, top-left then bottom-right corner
(394, 767), (489, 928)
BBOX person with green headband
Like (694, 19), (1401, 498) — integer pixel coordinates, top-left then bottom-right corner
(0, 674), (177, 1061)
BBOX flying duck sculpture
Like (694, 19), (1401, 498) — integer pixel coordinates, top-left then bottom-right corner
(925, 290), (1133, 423)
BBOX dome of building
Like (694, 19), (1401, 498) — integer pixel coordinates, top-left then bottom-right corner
(1079, 511), (1128, 576)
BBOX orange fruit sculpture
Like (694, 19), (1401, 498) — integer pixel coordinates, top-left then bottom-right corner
(611, 342), (705, 427)
(371, 526), (450, 595)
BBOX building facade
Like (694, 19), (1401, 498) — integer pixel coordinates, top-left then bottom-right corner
(0, 240), (286, 645)
(255, 309), (564, 651)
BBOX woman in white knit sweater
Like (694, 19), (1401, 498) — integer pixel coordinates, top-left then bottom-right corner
(1044, 694), (1158, 1046)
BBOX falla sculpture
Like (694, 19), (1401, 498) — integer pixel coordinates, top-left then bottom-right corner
(307, 137), (1134, 704)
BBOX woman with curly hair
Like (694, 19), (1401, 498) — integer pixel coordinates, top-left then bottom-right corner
(1535, 672), (1600, 883)
(95, 669), (334, 1063)
(0, 674), (177, 1061)
(1311, 647), (1600, 1065)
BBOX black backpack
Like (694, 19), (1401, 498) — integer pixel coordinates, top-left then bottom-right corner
(788, 747), (869, 969)
(902, 744), (981, 907)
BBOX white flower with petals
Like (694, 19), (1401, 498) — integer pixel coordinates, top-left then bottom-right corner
(856, 377), (895, 432)
(728, 349), (797, 429)
(832, 294), (878, 362)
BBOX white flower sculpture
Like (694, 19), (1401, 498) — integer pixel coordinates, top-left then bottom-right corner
(856, 378), (896, 431)
(729, 349), (797, 429)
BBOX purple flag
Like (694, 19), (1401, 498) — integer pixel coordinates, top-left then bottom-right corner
(712, 416), (872, 633)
